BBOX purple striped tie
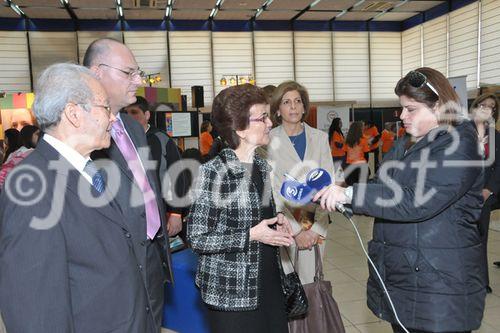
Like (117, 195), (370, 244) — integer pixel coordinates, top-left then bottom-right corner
(111, 119), (161, 239)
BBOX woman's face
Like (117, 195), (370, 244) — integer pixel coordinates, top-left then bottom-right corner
(278, 90), (304, 125)
(238, 103), (272, 148)
(472, 97), (496, 123)
(399, 95), (439, 140)
(10, 109), (34, 131)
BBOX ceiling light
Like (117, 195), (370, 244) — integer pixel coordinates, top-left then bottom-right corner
(255, 8), (263, 17)
(393, 0), (408, 9)
(10, 4), (25, 17)
(116, 0), (121, 5)
(336, 9), (347, 18)
(165, 6), (172, 17)
(210, 7), (218, 18)
(310, 0), (321, 7)
(118, 6), (123, 17)
(353, 0), (365, 8)
(167, 0), (172, 5)
(215, 0), (224, 6)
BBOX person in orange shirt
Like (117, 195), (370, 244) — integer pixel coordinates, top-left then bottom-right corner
(199, 120), (213, 156)
(328, 117), (345, 171)
(380, 123), (396, 157)
(397, 123), (406, 138)
(343, 121), (370, 185)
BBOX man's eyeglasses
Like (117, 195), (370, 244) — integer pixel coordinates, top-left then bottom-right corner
(98, 63), (145, 80)
(249, 112), (270, 123)
(78, 103), (112, 117)
(406, 71), (439, 97)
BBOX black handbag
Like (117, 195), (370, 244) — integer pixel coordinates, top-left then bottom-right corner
(278, 249), (309, 319)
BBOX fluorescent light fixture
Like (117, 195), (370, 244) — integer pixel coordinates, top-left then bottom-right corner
(165, 6), (172, 17)
(265, 0), (274, 6)
(393, 0), (408, 8)
(255, 8), (263, 17)
(373, 10), (387, 20)
(11, 4), (25, 16)
(168, 0), (172, 5)
(215, 0), (223, 6)
(336, 9), (347, 18)
(210, 7), (218, 18)
(353, 0), (365, 8)
(118, 6), (123, 17)
(310, 0), (321, 7)
(59, 0), (69, 5)
(116, 0), (121, 5)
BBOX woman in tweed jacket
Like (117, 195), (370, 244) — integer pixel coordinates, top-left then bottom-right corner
(187, 84), (294, 333)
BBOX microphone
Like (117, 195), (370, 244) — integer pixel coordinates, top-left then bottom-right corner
(280, 169), (353, 218)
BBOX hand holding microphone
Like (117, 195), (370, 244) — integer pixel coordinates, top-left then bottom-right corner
(280, 168), (353, 218)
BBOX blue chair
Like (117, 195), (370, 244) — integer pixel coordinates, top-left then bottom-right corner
(162, 249), (210, 333)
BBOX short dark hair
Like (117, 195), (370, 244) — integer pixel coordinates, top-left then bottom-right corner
(126, 96), (149, 114)
(83, 38), (122, 68)
(19, 125), (39, 149)
(211, 84), (267, 150)
(271, 81), (310, 125)
(200, 120), (211, 133)
(470, 93), (499, 122)
(395, 67), (461, 126)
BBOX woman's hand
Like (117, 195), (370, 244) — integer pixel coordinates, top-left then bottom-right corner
(276, 213), (293, 236)
(295, 229), (320, 250)
(313, 184), (349, 211)
(249, 217), (294, 247)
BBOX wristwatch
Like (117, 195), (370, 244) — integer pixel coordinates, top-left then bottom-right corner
(344, 186), (353, 203)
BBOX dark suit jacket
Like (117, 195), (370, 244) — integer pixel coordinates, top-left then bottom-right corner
(92, 113), (172, 331)
(0, 139), (151, 333)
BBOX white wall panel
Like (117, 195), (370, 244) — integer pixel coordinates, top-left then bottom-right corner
(169, 31), (213, 107)
(77, 31), (123, 64)
(449, 2), (479, 90)
(370, 32), (401, 105)
(124, 31), (169, 88)
(254, 31), (294, 87)
(29, 31), (77, 86)
(480, 0), (500, 85)
(332, 31), (369, 105)
(0, 31), (30, 92)
(402, 25), (421, 74)
(294, 31), (333, 102)
(212, 31), (253, 95)
(422, 16), (447, 75)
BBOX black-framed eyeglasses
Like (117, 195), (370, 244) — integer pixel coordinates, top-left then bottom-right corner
(98, 63), (145, 80)
(406, 71), (439, 97)
(249, 112), (270, 123)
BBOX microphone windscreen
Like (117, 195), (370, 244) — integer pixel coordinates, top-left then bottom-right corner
(305, 168), (332, 191)
(280, 180), (314, 205)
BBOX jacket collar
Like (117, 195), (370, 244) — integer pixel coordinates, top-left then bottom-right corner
(218, 148), (271, 178)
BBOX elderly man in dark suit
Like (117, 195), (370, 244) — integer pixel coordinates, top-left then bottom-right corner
(83, 38), (172, 332)
(0, 63), (155, 332)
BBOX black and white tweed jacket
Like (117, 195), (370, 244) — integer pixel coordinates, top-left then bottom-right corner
(187, 148), (278, 311)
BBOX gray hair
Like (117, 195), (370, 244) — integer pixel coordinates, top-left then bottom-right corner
(33, 63), (96, 131)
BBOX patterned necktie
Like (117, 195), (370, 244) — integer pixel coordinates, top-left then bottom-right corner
(111, 118), (161, 239)
(84, 160), (105, 193)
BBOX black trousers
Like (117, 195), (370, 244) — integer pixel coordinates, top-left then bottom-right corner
(478, 195), (497, 287)
(392, 324), (470, 333)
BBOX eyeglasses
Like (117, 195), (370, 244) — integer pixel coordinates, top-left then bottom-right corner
(78, 103), (112, 117)
(249, 112), (270, 123)
(478, 103), (497, 112)
(98, 63), (145, 80)
(406, 71), (439, 97)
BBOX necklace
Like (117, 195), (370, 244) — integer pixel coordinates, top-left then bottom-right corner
(289, 131), (303, 146)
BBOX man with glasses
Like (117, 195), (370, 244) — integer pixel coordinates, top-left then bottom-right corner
(84, 38), (172, 333)
(0, 63), (154, 332)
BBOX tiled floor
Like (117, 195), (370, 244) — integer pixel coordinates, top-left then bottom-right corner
(163, 212), (500, 333)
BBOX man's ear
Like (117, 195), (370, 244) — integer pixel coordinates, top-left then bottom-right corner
(63, 103), (81, 128)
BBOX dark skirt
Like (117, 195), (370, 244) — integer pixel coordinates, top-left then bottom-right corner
(206, 244), (288, 333)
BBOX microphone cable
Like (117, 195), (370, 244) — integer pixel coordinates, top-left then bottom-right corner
(335, 204), (410, 333)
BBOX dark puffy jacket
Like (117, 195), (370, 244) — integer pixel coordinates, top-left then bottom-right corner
(351, 121), (486, 332)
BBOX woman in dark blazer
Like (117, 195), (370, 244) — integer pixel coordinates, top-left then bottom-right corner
(314, 68), (486, 333)
(187, 84), (293, 333)
(470, 93), (500, 294)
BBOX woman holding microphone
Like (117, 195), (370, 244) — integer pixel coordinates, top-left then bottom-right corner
(313, 68), (486, 333)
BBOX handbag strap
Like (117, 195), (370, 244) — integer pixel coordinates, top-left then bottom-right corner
(313, 244), (324, 281)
